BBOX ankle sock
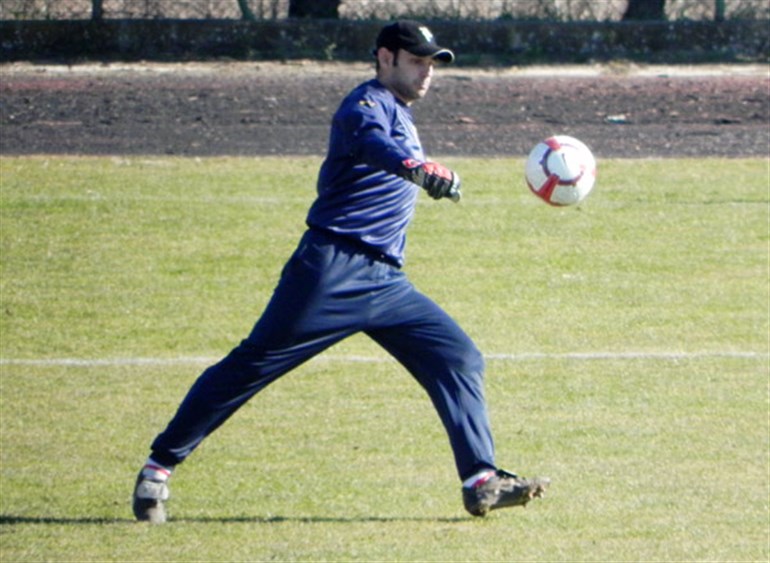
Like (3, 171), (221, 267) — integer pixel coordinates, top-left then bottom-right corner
(463, 469), (495, 489)
(141, 458), (173, 481)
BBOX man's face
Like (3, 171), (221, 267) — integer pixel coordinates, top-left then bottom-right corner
(377, 48), (435, 105)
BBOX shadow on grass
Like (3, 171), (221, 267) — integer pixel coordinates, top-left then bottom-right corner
(1, 513), (470, 525)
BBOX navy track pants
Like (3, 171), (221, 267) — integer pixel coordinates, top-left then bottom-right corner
(150, 228), (496, 480)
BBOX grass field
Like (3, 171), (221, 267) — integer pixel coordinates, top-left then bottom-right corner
(1, 156), (768, 562)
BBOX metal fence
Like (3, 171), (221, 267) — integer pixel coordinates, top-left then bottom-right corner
(1, 0), (767, 21)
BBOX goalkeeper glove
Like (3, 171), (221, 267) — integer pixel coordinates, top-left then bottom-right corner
(399, 159), (461, 201)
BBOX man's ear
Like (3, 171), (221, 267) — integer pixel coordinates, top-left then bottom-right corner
(376, 47), (395, 69)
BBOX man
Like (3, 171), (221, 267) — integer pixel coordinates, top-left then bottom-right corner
(133, 20), (549, 524)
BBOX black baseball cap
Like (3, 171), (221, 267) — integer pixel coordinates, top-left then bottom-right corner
(374, 21), (455, 63)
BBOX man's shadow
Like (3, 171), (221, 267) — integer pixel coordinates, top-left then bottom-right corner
(0, 513), (470, 525)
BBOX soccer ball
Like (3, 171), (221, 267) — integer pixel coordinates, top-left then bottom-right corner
(525, 135), (596, 206)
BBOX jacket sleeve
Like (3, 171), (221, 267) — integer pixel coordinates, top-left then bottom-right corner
(339, 97), (413, 175)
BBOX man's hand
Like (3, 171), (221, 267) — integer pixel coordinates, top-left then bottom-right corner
(399, 159), (461, 201)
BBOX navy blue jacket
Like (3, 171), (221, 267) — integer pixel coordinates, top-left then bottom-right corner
(306, 79), (425, 267)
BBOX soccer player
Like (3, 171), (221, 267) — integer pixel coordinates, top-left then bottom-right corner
(133, 20), (549, 524)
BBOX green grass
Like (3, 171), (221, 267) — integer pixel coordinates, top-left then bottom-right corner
(1, 156), (768, 562)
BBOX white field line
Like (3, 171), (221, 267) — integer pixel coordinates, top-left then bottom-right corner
(0, 351), (767, 368)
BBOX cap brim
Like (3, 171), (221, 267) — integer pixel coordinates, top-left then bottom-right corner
(407, 45), (455, 63)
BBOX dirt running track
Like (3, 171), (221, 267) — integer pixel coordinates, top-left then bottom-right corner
(0, 61), (768, 158)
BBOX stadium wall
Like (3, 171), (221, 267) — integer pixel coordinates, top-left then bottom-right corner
(0, 19), (767, 64)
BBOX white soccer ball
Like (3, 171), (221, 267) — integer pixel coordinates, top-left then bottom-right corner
(525, 135), (597, 206)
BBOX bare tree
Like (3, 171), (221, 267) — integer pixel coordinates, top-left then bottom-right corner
(289, 0), (340, 18)
(622, 0), (666, 20)
(236, 0), (256, 21)
(92, 0), (103, 20)
(715, 0), (726, 21)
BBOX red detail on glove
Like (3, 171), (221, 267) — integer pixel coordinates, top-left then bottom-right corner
(420, 161), (453, 181)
